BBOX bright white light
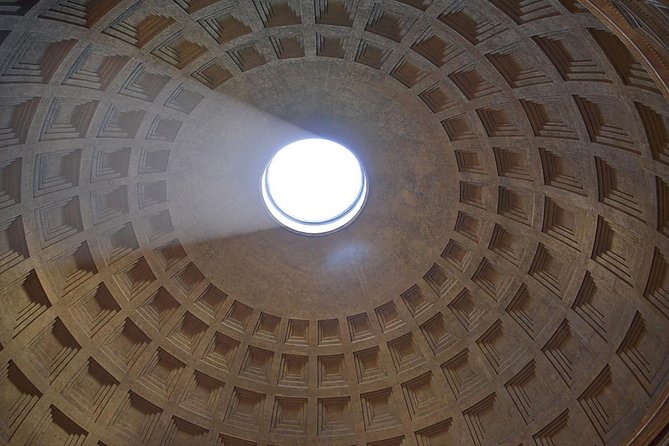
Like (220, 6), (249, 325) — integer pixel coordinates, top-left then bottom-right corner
(261, 138), (367, 235)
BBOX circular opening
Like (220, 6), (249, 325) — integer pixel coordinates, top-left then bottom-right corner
(261, 138), (368, 235)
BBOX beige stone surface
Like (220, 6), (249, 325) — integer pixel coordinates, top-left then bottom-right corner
(0, 0), (667, 445)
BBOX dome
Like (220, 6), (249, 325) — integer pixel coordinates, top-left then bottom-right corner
(0, 0), (668, 445)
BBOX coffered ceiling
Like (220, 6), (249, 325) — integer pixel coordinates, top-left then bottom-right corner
(0, 0), (668, 445)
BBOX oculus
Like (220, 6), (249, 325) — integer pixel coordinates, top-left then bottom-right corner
(261, 138), (367, 235)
